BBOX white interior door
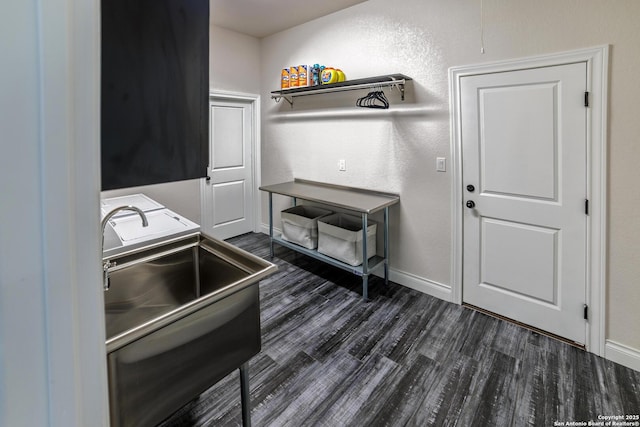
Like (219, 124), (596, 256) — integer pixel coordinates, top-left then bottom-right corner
(461, 62), (588, 344)
(202, 98), (254, 240)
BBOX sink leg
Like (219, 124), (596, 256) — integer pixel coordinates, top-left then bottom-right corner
(239, 363), (251, 427)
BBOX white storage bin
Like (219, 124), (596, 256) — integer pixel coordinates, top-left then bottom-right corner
(317, 213), (377, 266)
(281, 205), (333, 249)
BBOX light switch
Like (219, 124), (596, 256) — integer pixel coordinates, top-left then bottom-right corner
(436, 157), (446, 172)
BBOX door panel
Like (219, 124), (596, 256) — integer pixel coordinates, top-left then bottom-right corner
(462, 62), (587, 343)
(202, 99), (254, 240)
(481, 218), (558, 304)
(212, 180), (246, 226)
(213, 107), (245, 169)
(481, 83), (558, 200)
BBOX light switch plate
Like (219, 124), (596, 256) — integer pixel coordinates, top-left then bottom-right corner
(436, 157), (446, 172)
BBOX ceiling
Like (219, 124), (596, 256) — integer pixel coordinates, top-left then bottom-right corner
(210, 0), (369, 38)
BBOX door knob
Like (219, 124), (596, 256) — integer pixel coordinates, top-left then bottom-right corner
(466, 200), (476, 209)
(467, 184), (475, 192)
(205, 175), (211, 182)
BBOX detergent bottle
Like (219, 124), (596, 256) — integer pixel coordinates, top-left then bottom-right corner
(321, 67), (338, 84)
(289, 66), (298, 87)
(298, 65), (309, 87)
(281, 68), (290, 89)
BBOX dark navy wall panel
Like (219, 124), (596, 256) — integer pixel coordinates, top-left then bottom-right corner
(101, 0), (209, 190)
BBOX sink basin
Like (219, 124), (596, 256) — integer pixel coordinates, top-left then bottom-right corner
(104, 234), (276, 427)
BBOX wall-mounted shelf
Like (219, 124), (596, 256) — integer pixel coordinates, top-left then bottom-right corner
(270, 73), (411, 107)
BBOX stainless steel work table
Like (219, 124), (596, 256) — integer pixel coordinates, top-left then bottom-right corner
(259, 179), (400, 299)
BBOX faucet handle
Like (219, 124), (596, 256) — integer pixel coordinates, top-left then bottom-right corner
(103, 260), (117, 271)
(103, 260), (116, 291)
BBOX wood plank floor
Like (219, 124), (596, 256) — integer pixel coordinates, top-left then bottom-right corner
(160, 233), (640, 426)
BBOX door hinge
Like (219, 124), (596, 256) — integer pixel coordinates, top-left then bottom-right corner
(585, 199), (589, 215)
(583, 304), (589, 320)
(584, 91), (589, 107)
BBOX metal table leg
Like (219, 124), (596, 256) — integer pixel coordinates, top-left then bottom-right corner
(362, 213), (369, 300)
(239, 363), (251, 427)
(384, 207), (389, 285)
(268, 193), (274, 258)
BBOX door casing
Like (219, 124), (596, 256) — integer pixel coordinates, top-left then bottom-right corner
(200, 90), (262, 238)
(449, 46), (608, 355)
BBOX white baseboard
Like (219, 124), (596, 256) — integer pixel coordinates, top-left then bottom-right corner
(388, 268), (452, 301)
(605, 340), (640, 372)
(257, 226), (452, 302)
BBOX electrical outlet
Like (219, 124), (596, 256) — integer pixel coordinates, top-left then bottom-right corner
(338, 159), (346, 171)
(436, 157), (446, 172)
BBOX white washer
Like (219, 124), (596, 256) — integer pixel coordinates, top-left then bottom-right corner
(101, 194), (200, 258)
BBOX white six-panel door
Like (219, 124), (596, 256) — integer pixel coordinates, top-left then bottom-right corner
(461, 62), (588, 344)
(201, 98), (254, 240)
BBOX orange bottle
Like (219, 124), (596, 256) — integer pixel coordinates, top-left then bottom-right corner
(281, 68), (290, 89)
(297, 65), (309, 87)
(289, 66), (299, 87)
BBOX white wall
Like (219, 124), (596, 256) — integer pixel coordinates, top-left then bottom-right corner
(210, 25), (261, 94)
(101, 24), (262, 224)
(259, 0), (640, 356)
(1, 0), (108, 425)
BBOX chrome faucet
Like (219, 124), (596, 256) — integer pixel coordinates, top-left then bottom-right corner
(101, 205), (149, 290)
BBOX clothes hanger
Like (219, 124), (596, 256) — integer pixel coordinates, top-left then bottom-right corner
(356, 85), (389, 109)
(374, 87), (389, 109)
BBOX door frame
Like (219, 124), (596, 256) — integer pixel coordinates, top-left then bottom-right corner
(201, 90), (262, 236)
(449, 46), (609, 355)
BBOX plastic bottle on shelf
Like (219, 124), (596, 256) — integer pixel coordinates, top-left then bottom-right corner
(298, 65), (309, 87)
(311, 64), (320, 86)
(289, 66), (298, 87)
(281, 68), (290, 89)
(321, 67), (338, 84)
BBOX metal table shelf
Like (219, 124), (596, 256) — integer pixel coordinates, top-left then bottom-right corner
(259, 179), (400, 299)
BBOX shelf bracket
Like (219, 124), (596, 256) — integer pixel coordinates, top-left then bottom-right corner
(273, 95), (294, 108)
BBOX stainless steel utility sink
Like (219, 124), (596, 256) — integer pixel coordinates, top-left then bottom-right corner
(104, 234), (276, 427)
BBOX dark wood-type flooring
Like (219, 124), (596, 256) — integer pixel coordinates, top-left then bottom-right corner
(161, 233), (640, 426)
